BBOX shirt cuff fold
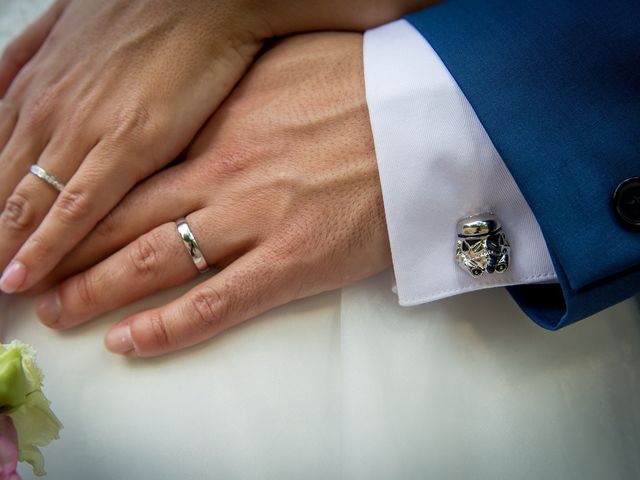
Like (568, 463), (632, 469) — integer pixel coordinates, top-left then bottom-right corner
(363, 19), (557, 305)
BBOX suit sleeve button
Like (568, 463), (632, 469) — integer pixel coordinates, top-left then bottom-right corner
(613, 177), (640, 228)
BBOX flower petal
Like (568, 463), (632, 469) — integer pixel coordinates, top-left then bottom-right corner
(0, 415), (20, 480)
(9, 391), (62, 477)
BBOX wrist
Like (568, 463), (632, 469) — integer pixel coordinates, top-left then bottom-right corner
(246, 0), (437, 37)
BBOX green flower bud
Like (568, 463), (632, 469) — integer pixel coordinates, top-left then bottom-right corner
(0, 342), (41, 409)
(0, 341), (61, 477)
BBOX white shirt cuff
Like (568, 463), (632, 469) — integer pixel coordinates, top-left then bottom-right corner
(363, 19), (557, 306)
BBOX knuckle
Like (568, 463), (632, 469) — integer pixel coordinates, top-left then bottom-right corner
(188, 287), (226, 332)
(1, 192), (35, 232)
(23, 233), (53, 263)
(93, 210), (119, 239)
(23, 83), (61, 130)
(54, 189), (90, 225)
(146, 310), (174, 351)
(3, 66), (34, 99)
(205, 143), (265, 179)
(109, 104), (159, 147)
(128, 234), (161, 277)
(74, 273), (97, 308)
(211, 152), (247, 177)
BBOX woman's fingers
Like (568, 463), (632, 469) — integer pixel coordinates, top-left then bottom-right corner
(0, 0), (269, 298)
(0, 131), (93, 272)
(0, 0), (68, 97)
(104, 246), (287, 357)
(0, 119), (51, 206)
(0, 140), (154, 293)
(36, 208), (254, 330)
(0, 173), (58, 269)
(32, 161), (203, 291)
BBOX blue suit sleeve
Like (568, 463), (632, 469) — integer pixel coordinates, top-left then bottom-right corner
(406, 0), (640, 329)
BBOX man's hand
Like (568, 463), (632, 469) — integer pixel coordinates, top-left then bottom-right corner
(33, 32), (392, 357)
(0, 0), (431, 295)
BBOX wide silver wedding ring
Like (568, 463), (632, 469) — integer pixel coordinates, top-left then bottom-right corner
(29, 164), (64, 192)
(176, 218), (209, 274)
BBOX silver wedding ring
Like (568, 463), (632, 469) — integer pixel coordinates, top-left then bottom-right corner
(29, 164), (65, 192)
(176, 218), (209, 274)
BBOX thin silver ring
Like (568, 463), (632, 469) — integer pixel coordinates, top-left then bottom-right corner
(29, 164), (64, 192)
(176, 218), (209, 274)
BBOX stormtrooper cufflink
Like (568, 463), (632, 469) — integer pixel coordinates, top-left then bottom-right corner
(456, 213), (510, 277)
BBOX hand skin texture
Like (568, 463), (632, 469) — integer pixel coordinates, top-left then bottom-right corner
(31, 32), (392, 357)
(0, 0), (433, 295)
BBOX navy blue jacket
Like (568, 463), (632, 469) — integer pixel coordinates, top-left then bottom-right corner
(406, 0), (640, 329)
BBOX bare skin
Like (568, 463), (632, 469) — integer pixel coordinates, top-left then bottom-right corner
(0, 0), (433, 294)
(32, 33), (392, 357)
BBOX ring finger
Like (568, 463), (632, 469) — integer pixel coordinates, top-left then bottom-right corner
(0, 114), (50, 206)
(31, 161), (205, 291)
(0, 132), (92, 273)
(36, 207), (255, 330)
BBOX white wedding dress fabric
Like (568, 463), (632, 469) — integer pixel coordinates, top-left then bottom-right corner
(1, 2), (640, 479)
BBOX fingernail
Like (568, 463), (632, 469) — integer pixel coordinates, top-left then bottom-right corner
(0, 261), (27, 294)
(105, 323), (135, 355)
(36, 292), (62, 326)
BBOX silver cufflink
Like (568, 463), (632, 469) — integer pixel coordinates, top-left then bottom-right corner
(456, 213), (510, 277)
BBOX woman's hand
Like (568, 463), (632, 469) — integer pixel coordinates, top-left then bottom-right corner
(0, 0), (267, 293)
(33, 32), (391, 357)
(0, 0), (431, 295)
